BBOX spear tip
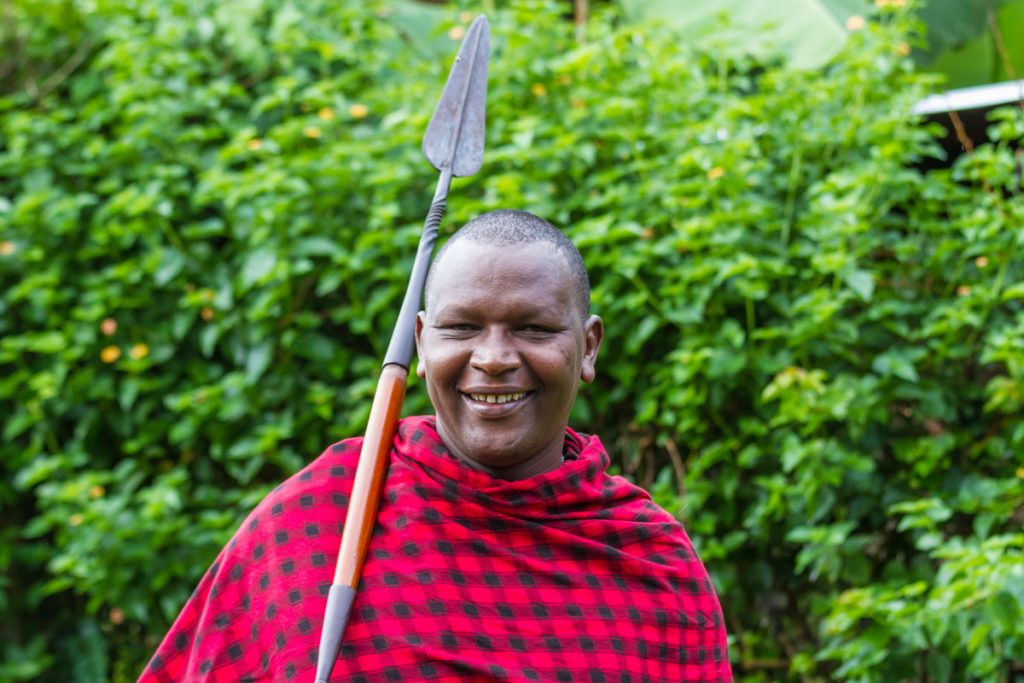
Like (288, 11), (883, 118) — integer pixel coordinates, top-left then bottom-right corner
(422, 14), (490, 177)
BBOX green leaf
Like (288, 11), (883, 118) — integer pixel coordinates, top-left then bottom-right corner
(245, 342), (273, 382)
(2, 409), (35, 440)
(239, 247), (276, 290)
(872, 350), (920, 383)
(154, 249), (186, 287)
(24, 332), (65, 354)
(843, 268), (874, 302)
(915, 1), (1024, 88)
(293, 237), (343, 259)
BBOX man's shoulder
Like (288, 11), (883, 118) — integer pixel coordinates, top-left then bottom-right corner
(247, 414), (434, 518)
(138, 437), (372, 682)
(569, 428), (706, 558)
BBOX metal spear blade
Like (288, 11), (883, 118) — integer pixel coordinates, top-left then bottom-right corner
(422, 15), (489, 177)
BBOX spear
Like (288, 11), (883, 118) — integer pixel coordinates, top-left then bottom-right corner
(314, 15), (490, 683)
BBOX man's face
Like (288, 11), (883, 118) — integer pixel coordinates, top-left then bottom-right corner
(415, 240), (603, 479)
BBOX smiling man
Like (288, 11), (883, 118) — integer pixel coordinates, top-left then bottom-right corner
(415, 212), (603, 481)
(141, 210), (732, 683)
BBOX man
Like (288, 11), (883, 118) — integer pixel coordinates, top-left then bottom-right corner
(140, 210), (732, 682)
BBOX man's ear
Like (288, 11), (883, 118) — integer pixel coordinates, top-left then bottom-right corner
(580, 315), (604, 384)
(414, 311), (427, 379)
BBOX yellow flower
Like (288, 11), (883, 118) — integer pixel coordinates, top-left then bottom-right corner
(101, 346), (121, 363)
(70, 513), (84, 527)
(707, 166), (725, 180)
(130, 343), (149, 360)
(0, 241), (15, 255)
(459, 11), (473, 23)
(1017, 467), (1024, 479)
(101, 317), (117, 336)
(975, 256), (989, 268)
(558, 74), (572, 86)
(247, 138), (263, 151)
(895, 42), (910, 56)
(349, 103), (369, 119)
(448, 25), (465, 41)
(303, 126), (322, 139)
(200, 307), (215, 321)
(531, 83), (548, 97)
(957, 285), (972, 297)
(846, 15), (866, 31)
(89, 485), (105, 498)
(318, 107), (335, 121)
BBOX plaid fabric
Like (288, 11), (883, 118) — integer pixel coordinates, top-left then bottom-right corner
(140, 416), (732, 682)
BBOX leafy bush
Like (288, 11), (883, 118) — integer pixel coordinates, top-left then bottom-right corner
(1, 0), (1022, 681)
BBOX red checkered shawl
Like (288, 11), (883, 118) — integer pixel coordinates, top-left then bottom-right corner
(140, 416), (731, 682)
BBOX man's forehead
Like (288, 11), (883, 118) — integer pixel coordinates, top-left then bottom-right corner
(431, 298), (568, 323)
(425, 239), (574, 307)
(440, 237), (563, 262)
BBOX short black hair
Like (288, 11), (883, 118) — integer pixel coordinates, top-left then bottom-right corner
(424, 209), (590, 316)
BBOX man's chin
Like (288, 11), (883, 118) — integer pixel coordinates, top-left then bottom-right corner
(453, 440), (526, 472)
(436, 416), (562, 474)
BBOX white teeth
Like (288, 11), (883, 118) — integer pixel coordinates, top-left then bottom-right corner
(468, 392), (526, 404)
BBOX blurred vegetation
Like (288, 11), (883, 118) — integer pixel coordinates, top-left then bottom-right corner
(915, 0), (1024, 87)
(620, 0), (1024, 86)
(2, 0), (1023, 681)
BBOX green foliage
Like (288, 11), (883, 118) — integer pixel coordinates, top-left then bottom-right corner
(619, 0), (1024, 87)
(2, 0), (1023, 681)
(619, 0), (868, 70)
(924, 0), (1024, 88)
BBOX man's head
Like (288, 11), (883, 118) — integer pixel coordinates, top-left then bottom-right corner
(424, 210), (591, 317)
(415, 210), (603, 480)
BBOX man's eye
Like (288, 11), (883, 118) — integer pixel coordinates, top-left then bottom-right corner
(436, 324), (476, 335)
(520, 325), (555, 335)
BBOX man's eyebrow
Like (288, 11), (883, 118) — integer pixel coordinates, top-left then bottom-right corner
(432, 303), (567, 323)
(430, 304), (475, 319)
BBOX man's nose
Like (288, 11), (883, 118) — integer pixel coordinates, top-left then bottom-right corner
(470, 330), (521, 375)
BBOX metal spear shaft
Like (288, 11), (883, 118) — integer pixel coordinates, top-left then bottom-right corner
(314, 16), (490, 682)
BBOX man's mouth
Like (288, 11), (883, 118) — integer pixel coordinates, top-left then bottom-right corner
(465, 391), (528, 405)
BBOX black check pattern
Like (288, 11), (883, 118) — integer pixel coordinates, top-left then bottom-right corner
(140, 416), (731, 682)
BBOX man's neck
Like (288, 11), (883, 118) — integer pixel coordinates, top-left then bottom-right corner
(435, 424), (565, 481)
